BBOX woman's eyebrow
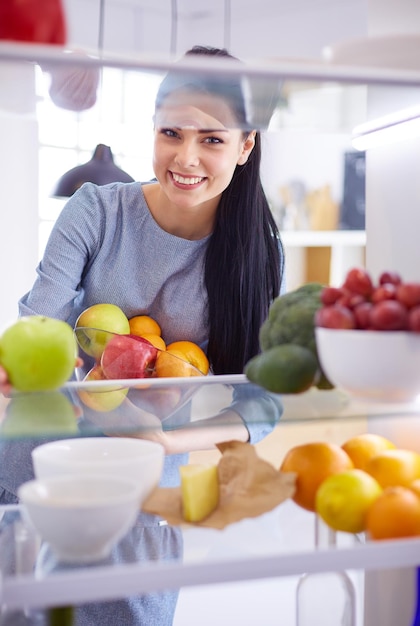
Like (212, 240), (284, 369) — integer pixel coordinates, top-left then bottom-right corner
(197, 128), (229, 133)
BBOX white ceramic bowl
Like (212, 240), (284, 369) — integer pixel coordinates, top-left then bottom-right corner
(31, 437), (164, 503)
(315, 327), (420, 402)
(18, 474), (140, 563)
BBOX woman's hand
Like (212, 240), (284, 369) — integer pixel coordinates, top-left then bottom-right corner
(83, 395), (168, 448)
(0, 365), (11, 397)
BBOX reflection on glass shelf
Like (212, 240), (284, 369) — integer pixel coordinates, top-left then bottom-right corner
(2, 377), (420, 442)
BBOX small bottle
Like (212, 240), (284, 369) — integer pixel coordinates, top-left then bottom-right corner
(296, 515), (357, 626)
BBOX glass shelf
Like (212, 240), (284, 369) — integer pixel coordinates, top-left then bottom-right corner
(2, 376), (420, 442)
(2, 41), (420, 135)
(1, 501), (420, 613)
(1, 378), (420, 621)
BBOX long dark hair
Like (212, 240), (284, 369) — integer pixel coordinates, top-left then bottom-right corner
(156, 46), (284, 374)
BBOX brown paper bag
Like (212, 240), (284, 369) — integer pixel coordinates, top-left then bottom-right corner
(143, 441), (296, 529)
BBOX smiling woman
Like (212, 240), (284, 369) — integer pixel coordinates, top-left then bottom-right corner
(147, 91), (256, 239)
(1, 44), (285, 626)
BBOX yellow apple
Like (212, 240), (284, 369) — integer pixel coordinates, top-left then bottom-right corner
(77, 365), (129, 412)
(75, 303), (130, 360)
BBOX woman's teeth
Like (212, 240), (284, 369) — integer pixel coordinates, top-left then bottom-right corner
(172, 173), (204, 185)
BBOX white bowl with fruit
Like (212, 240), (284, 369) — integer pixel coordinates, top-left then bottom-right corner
(315, 268), (420, 403)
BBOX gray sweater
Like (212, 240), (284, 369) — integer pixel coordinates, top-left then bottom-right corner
(18, 181), (283, 453)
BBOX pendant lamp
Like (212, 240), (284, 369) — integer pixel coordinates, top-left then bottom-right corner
(52, 0), (134, 197)
(53, 143), (134, 197)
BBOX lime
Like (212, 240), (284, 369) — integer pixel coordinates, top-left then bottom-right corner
(315, 469), (382, 534)
(244, 344), (318, 394)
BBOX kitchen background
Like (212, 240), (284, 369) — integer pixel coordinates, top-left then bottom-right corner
(1, 0), (373, 332)
(3, 0), (420, 335)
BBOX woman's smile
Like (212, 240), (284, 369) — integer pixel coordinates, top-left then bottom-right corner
(170, 172), (206, 187)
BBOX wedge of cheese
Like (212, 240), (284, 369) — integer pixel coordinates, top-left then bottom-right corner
(180, 464), (219, 523)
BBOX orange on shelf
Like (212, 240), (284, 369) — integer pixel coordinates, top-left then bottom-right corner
(341, 433), (396, 472)
(366, 485), (420, 540)
(280, 441), (354, 512)
(365, 448), (420, 488)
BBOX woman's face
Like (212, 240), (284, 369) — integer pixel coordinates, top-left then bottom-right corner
(152, 91), (255, 212)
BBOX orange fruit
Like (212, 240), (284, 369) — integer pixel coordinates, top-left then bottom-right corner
(166, 341), (209, 376)
(365, 486), (420, 540)
(315, 469), (382, 534)
(410, 478), (420, 498)
(365, 449), (420, 488)
(341, 433), (396, 471)
(140, 333), (166, 351)
(129, 315), (161, 337)
(155, 349), (203, 378)
(279, 442), (354, 512)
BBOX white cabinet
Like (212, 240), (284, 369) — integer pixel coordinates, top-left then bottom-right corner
(282, 230), (366, 289)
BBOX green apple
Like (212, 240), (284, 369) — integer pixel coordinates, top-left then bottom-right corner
(0, 316), (77, 392)
(77, 365), (129, 412)
(75, 303), (130, 359)
(1, 391), (78, 438)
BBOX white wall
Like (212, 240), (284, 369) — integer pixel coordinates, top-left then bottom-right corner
(0, 64), (39, 331)
(362, 3), (420, 624)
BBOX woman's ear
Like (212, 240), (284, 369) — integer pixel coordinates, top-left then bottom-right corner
(237, 131), (256, 165)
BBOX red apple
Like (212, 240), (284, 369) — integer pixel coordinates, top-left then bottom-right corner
(128, 386), (183, 419)
(379, 271), (402, 286)
(353, 301), (374, 329)
(369, 300), (409, 331)
(336, 292), (365, 309)
(371, 283), (397, 303)
(343, 268), (374, 297)
(396, 283), (420, 309)
(315, 306), (355, 329)
(320, 286), (344, 306)
(408, 306), (420, 332)
(101, 334), (158, 379)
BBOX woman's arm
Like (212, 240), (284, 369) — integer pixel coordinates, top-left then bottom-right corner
(138, 408), (250, 455)
(19, 184), (103, 324)
(93, 383), (281, 455)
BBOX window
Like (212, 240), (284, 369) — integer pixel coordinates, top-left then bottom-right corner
(36, 65), (162, 257)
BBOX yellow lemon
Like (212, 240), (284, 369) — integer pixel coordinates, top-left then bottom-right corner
(315, 468), (382, 534)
